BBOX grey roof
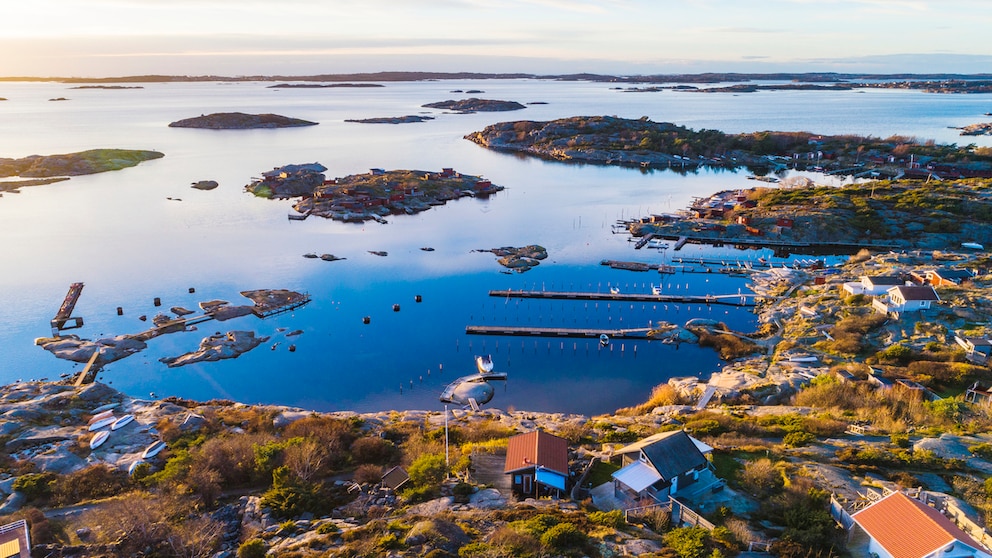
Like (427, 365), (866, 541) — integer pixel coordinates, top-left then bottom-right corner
(891, 285), (940, 301)
(618, 430), (707, 481)
(864, 275), (903, 286)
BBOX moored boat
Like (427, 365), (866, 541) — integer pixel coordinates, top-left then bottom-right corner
(599, 333), (610, 346)
(475, 354), (494, 373)
(142, 440), (167, 459)
(962, 242), (984, 250)
(89, 430), (110, 450)
(111, 414), (135, 431)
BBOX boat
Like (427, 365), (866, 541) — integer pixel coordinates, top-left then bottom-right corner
(90, 402), (119, 414)
(962, 242), (984, 250)
(475, 354), (494, 373)
(610, 287), (620, 295)
(439, 370), (508, 409)
(111, 414), (135, 431)
(142, 440), (167, 459)
(128, 460), (143, 475)
(88, 409), (115, 424)
(420, 247), (435, 251)
(89, 430), (110, 450)
(651, 285), (662, 295)
(599, 334), (610, 347)
(88, 416), (116, 431)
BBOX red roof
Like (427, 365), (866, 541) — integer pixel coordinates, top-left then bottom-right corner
(504, 430), (569, 476)
(852, 491), (987, 558)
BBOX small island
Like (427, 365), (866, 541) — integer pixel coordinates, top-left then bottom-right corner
(69, 85), (143, 90)
(476, 245), (548, 273)
(958, 122), (992, 136)
(344, 115), (434, 124)
(0, 149), (164, 178)
(168, 112), (317, 129)
(246, 164), (503, 224)
(422, 98), (525, 113)
(267, 83), (383, 88)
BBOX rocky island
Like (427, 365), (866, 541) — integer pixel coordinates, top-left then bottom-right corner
(466, 115), (992, 176)
(168, 112), (317, 129)
(958, 122), (992, 136)
(628, 178), (992, 251)
(422, 98), (526, 113)
(344, 115), (434, 124)
(0, 149), (163, 178)
(476, 245), (549, 273)
(246, 164), (503, 224)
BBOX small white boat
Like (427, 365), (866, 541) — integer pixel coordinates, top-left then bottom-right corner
(651, 285), (662, 296)
(89, 430), (110, 450)
(142, 440), (167, 459)
(610, 287), (620, 295)
(111, 414), (135, 431)
(962, 242), (984, 250)
(88, 416), (116, 431)
(599, 334), (610, 347)
(90, 402), (119, 414)
(128, 460), (143, 475)
(88, 409), (114, 424)
(475, 355), (494, 373)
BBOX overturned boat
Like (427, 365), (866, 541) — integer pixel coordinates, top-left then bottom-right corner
(475, 354), (494, 373)
(440, 364), (507, 411)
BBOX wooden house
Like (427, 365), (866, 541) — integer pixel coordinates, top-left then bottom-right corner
(872, 285), (939, 317)
(610, 431), (718, 508)
(504, 430), (569, 499)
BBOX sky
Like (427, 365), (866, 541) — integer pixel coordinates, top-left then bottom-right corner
(1, 0), (991, 77)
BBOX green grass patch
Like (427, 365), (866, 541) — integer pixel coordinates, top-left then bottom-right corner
(585, 460), (620, 488)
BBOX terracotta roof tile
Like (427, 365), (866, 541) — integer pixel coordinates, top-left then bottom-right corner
(852, 491), (987, 558)
(504, 430), (569, 476)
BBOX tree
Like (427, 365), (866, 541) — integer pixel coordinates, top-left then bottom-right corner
(284, 438), (328, 483)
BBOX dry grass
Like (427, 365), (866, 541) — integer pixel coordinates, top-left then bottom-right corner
(615, 383), (682, 416)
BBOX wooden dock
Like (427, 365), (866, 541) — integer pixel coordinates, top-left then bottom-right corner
(51, 282), (85, 333)
(634, 233), (654, 250)
(489, 289), (755, 307)
(465, 325), (652, 338)
(657, 234), (899, 253)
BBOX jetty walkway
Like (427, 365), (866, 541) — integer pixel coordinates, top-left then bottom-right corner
(465, 325), (652, 339)
(489, 289), (755, 307)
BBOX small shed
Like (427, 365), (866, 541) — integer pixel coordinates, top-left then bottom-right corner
(380, 466), (410, 490)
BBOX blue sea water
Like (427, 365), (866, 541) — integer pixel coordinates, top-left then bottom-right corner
(0, 79), (989, 414)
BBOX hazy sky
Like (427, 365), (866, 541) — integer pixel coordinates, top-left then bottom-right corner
(2, 0), (991, 77)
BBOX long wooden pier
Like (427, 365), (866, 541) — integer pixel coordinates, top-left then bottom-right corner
(489, 289), (755, 307)
(465, 325), (652, 338)
(656, 234), (900, 253)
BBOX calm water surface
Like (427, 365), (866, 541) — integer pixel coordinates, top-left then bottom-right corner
(0, 80), (989, 414)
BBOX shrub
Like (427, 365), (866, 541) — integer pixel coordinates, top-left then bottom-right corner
(845, 294), (868, 306)
(237, 539), (266, 558)
(540, 523), (587, 554)
(589, 509), (625, 529)
(891, 433), (911, 448)
(408, 453), (447, 488)
(316, 522), (340, 535)
(351, 437), (396, 465)
(684, 419), (724, 437)
(260, 466), (323, 519)
(875, 344), (913, 365)
(740, 458), (784, 498)
(664, 526), (710, 558)
(783, 431), (816, 448)
(353, 463), (384, 485)
(969, 442), (992, 459)
(376, 532), (403, 551)
(12, 472), (55, 502)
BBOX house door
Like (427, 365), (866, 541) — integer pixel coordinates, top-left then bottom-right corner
(522, 475), (532, 495)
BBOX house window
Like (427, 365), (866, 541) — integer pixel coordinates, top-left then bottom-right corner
(514, 475), (522, 484)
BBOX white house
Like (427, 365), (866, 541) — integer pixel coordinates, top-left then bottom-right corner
(873, 285), (939, 316)
(851, 491), (992, 558)
(610, 430), (718, 508)
(843, 275), (905, 296)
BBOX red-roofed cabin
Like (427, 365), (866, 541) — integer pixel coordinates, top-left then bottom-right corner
(474, 180), (492, 190)
(441, 168), (456, 178)
(851, 491), (992, 558)
(504, 430), (569, 499)
(776, 218), (794, 228)
(388, 193), (405, 202)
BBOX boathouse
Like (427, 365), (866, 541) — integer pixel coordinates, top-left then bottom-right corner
(504, 430), (569, 499)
